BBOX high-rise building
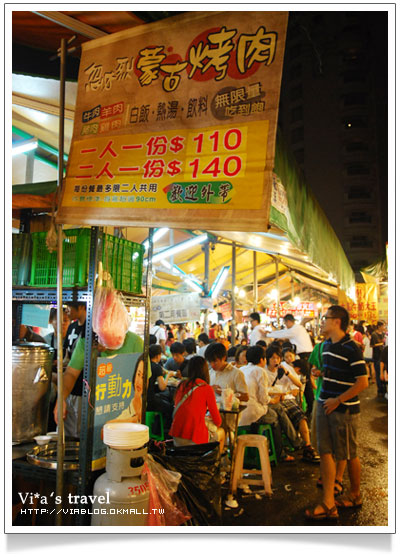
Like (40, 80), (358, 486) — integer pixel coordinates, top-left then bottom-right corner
(278, 11), (388, 271)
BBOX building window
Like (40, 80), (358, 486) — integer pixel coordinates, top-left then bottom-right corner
(290, 105), (303, 123)
(290, 85), (303, 101)
(342, 70), (366, 83)
(349, 211), (372, 224)
(291, 127), (304, 144)
(347, 186), (371, 199)
(349, 235), (373, 248)
(346, 163), (370, 175)
(342, 50), (366, 65)
(342, 92), (367, 106)
(289, 63), (302, 80)
(342, 116), (368, 129)
(345, 142), (369, 153)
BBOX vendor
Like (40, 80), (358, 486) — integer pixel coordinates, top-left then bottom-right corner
(54, 329), (143, 438)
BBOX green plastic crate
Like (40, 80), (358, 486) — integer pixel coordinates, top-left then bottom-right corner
(101, 234), (144, 294)
(29, 228), (91, 287)
(12, 233), (32, 285)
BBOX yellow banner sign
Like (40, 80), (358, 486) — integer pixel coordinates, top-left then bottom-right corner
(57, 11), (288, 231)
(338, 284), (379, 323)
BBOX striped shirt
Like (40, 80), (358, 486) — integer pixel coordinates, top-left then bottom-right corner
(319, 334), (367, 414)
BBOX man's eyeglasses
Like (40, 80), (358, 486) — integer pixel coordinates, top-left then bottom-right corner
(321, 315), (335, 322)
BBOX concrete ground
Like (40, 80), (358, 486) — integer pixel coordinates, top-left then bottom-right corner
(222, 383), (389, 527)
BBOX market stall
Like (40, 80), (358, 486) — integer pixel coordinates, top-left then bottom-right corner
(10, 10), (358, 529)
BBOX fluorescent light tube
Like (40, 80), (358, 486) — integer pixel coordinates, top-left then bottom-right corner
(12, 139), (38, 156)
(143, 228), (169, 250)
(152, 234), (208, 264)
(209, 266), (230, 298)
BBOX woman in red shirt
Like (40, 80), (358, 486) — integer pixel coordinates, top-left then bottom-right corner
(170, 356), (223, 450)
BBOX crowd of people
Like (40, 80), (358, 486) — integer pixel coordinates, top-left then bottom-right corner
(16, 302), (388, 522)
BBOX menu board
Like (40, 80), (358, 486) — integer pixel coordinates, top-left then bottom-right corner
(57, 11), (288, 232)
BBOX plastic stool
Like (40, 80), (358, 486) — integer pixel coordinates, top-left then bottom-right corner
(238, 424), (278, 466)
(145, 411), (164, 441)
(231, 434), (272, 496)
(237, 426), (252, 436)
(257, 424), (278, 466)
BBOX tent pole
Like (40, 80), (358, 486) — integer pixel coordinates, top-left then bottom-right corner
(253, 251), (258, 312)
(203, 241), (210, 334)
(231, 242), (236, 345)
(141, 228), (153, 424)
(25, 152), (34, 183)
(55, 36), (66, 526)
(275, 257), (280, 324)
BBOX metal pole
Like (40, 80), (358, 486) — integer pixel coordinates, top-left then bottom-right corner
(141, 228), (153, 424)
(25, 151), (34, 183)
(55, 223), (64, 524)
(77, 227), (100, 521)
(253, 251), (258, 312)
(204, 241), (210, 334)
(55, 37), (66, 526)
(231, 242), (236, 346)
(275, 257), (280, 325)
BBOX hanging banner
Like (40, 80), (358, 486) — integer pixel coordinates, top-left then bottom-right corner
(57, 11), (288, 231)
(266, 301), (315, 318)
(338, 284), (379, 323)
(151, 292), (201, 323)
(92, 353), (144, 470)
(356, 283), (379, 323)
(377, 284), (388, 322)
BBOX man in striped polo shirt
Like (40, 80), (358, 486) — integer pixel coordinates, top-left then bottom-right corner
(305, 305), (368, 521)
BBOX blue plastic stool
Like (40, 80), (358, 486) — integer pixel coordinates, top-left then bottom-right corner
(145, 411), (165, 441)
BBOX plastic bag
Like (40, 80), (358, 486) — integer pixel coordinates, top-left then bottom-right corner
(151, 441), (221, 526)
(221, 387), (234, 410)
(92, 281), (131, 350)
(142, 453), (191, 526)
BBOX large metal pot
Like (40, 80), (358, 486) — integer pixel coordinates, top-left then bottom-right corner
(12, 342), (54, 443)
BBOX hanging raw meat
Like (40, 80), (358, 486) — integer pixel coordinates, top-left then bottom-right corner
(93, 284), (131, 350)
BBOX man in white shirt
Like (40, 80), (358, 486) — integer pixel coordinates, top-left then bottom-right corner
(266, 314), (313, 357)
(204, 342), (249, 402)
(240, 345), (295, 462)
(205, 342), (249, 444)
(150, 319), (167, 354)
(249, 312), (265, 346)
(197, 333), (210, 357)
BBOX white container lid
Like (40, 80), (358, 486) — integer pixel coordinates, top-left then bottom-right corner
(103, 422), (149, 449)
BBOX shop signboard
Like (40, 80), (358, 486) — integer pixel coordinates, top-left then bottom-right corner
(57, 11), (288, 232)
(266, 301), (315, 318)
(151, 292), (201, 324)
(219, 302), (232, 320)
(338, 284), (379, 323)
(377, 284), (388, 322)
(92, 352), (143, 470)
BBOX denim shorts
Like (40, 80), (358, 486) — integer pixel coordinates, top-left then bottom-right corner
(316, 401), (360, 460)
